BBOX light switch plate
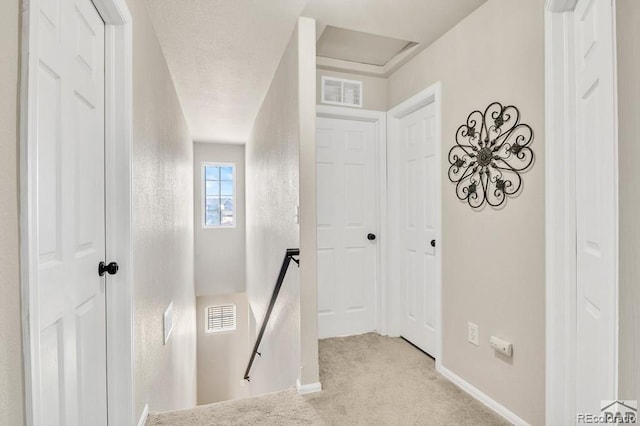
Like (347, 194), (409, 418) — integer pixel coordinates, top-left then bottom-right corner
(163, 302), (174, 345)
(468, 322), (479, 346)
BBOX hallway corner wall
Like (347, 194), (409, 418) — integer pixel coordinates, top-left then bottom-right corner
(387, 0), (546, 423)
(298, 16), (320, 388)
(126, 0), (197, 418)
(245, 16), (319, 395)
(0, 0), (25, 424)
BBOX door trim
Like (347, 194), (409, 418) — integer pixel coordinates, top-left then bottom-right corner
(19, 0), (134, 424)
(386, 82), (442, 366)
(315, 105), (388, 335)
(545, 0), (619, 423)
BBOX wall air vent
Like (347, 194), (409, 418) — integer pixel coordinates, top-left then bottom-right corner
(321, 76), (363, 108)
(205, 304), (236, 334)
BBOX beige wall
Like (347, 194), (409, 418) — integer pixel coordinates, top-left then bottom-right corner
(127, 0), (197, 418)
(196, 293), (251, 404)
(316, 69), (388, 111)
(388, 1), (545, 423)
(617, 0), (640, 403)
(245, 17), (319, 395)
(298, 17), (320, 387)
(245, 21), (301, 396)
(0, 0), (24, 424)
(194, 143), (246, 296)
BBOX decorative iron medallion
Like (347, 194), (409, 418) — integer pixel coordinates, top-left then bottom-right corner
(448, 102), (534, 209)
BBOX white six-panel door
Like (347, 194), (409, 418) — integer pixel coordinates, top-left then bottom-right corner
(34, 0), (108, 423)
(316, 117), (378, 338)
(574, 0), (618, 414)
(397, 102), (438, 356)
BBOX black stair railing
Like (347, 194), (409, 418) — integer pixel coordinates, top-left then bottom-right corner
(244, 248), (300, 381)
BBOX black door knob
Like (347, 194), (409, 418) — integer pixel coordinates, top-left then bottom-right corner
(98, 261), (119, 277)
(430, 239), (436, 247)
(367, 233), (376, 241)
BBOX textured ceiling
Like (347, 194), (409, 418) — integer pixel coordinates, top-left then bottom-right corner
(147, 0), (487, 143)
(146, 0), (308, 143)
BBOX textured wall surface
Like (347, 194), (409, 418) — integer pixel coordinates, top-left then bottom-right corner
(196, 293), (251, 404)
(127, 0), (197, 419)
(0, 0), (24, 424)
(245, 18), (319, 395)
(617, 0), (640, 404)
(194, 143), (246, 296)
(388, 1), (545, 423)
(297, 17), (320, 387)
(316, 69), (388, 111)
(245, 23), (302, 396)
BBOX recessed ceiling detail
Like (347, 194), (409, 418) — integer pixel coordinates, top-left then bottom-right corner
(317, 26), (418, 67)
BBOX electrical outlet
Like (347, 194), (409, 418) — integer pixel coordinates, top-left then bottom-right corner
(468, 322), (479, 346)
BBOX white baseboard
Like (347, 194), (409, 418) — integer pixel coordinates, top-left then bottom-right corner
(296, 379), (322, 395)
(137, 403), (149, 426)
(437, 365), (529, 426)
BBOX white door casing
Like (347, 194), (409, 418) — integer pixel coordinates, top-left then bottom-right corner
(21, 0), (135, 423)
(316, 116), (378, 338)
(387, 83), (441, 360)
(545, 0), (619, 423)
(396, 102), (438, 356)
(30, 0), (107, 423)
(574, 0), (618, 414)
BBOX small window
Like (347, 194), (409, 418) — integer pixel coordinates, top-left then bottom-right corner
(203, 163), (235, 228)
(205, 304), (236, 334)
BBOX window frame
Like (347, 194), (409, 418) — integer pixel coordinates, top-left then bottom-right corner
(201, 162), (237, 229)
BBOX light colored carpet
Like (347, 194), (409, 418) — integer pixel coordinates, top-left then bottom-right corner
(147, 333), (510, 425)
(146, 388), (323, 425)
(305, 333), (509, 425)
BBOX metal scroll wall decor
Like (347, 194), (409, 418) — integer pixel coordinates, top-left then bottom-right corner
(448, 102), (534, 209)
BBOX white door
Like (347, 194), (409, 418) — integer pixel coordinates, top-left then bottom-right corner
(574, 0), (618, 414)
(34, 0), (108, 423)
(316, 117), (378, 338)
(397, 103), (438, 356)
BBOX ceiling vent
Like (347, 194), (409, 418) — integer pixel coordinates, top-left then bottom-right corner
(321, 76), (362, 108)
(205, 304), (236, 334)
